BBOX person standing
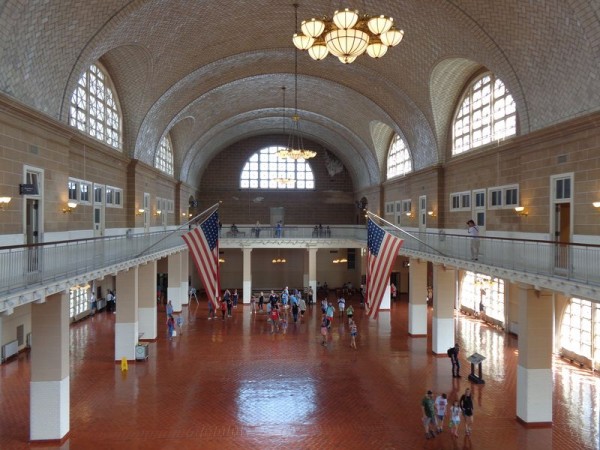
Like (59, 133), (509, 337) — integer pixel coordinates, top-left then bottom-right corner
(232, 289), (239, 308)
(308, 287), (313, 305)
(337, 296), (346, 318)
(448, 343), (461, 378)
(346, 304), (354, 322)
(298, 297), (307, 320)
(320, 314), (329, 346)
(258, 291), (265, 311)
(189, 286), (198, 304)
(106, 290), (114, 313)
(220, 298), (227, 320)
(269, 306), (280, 333)
(326, 302), (335, 328)
(349, 319), (358, 349)
(250, 295), (257, 314)
(467, 219), (480, 260)
(166, 300), (173, 318)
(435, 393), (448, 434)
(291, 301), (299, 323)
(208, 297), (216, 320)
(89, 291), (97, 316)
(421, 390), (437, 439)
(176, 315), (184, 335)
(166, 315), (175, 340)
(226, 294), (233, 317)
(449, 400), (461, 437)
(460, 388), (474, 435)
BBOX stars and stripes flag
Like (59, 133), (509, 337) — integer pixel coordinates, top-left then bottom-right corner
(365, 218), (404, 319)
(182, 211), (220, 310)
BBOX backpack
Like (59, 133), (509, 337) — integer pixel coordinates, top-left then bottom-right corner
(447, 348), (453, 358)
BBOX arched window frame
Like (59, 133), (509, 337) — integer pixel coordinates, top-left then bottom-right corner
(156, 134), (174, 176)
(386, 134), (412, 180)
(452, 72), (516, 155)
(240, 146), (315, 190)
(69, 62), (122, 150)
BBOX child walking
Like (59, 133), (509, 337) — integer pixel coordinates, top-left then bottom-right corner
(349, 319), (358, 349)
(449, 400), (461, 437)
(320, 314), (329, 346)
(166, 315), (175, 340)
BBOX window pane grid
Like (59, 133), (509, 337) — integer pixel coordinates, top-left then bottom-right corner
(69, 63), (122, 150)
(386, 134), (413, 179)
(452, 73), (516, 155)
(155, 135), (174, 176)
(240, 146), (314, 190)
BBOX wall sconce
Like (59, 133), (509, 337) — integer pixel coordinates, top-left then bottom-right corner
(218, 258), (225, 263)
(514, 206), (528, 217)
(405, 211), (413, 218)
(0, 197), (11, 210)
(427, 210), (436, 217)
(136, 208), (145, 216)
(593, 202), (600, 208)
(155, 210), (162, 216)
(63, 201), (77, 214)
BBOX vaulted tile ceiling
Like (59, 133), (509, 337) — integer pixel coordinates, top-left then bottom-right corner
(1, 0), (599, 190)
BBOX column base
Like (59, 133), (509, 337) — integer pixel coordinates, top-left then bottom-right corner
(517, 365), (552, 424)
(516, 416), (553, 428)
(30, 378), (69, 441)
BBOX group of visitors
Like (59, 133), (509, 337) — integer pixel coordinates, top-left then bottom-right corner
(312, 224), (331, 238)
(165, 300), (184, 339)
(421, 388), (474, 439)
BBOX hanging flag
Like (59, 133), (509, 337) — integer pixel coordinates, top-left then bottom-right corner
(366, 218), (404, 319)
(182, 210), (220, 310)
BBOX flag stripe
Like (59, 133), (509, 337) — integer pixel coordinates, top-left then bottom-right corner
(365, 218), (404, 319)
(182, 211), (220, 310)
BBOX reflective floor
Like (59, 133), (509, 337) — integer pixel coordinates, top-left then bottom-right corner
(1, 295), (599, 449)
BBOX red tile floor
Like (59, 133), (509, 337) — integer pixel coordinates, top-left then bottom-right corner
(1, 294), (599, 449)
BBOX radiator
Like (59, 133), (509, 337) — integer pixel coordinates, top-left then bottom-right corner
(2, 340), (18, 362)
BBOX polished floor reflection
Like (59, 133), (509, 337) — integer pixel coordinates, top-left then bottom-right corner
(1, 295), (599, 449)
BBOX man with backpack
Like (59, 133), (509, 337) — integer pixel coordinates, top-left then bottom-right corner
(447, 344), (461, 378)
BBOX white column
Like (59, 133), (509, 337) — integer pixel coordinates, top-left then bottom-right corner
(408, 258), (428, 336)
(180, 249), (189, 306)
(138, 260), (157, 340)
(242, 247), (252, 303)
(168, 253), (182, 312)
(431, 264), (456, 354)
(30, 292), (69, 441)
(308, 248), (317, 303)
(516, 286), (553, 425)
(115, 267), (139, 361)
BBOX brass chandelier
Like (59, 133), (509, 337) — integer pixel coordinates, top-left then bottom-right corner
(292, 4), (404, 64)
(277, 36), (316, 161)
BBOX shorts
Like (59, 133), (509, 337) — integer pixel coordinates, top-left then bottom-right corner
(463, 409), (473, 417)
(450, 419), (460, 427)
(320, 327), (328, 336)
(351, 332), (357, 337)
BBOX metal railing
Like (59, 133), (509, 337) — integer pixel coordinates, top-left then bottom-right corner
(1, 225), (599, 305)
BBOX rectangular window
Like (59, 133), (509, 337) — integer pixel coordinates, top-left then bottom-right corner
(395, 201), (402, 213)
(68, 180), (78, 200)
(114, 189), (122, 207)
(555, 177), (572, 200)
(402, 199), (412, 214)
(385, 202), (394, 215)
(80, 182), (90, 203)
(94, 184), (104, 204)
(474, 190), (486, 208)
(105, 187), (114, 205)
(489, 184), (519, 209)
(450, 191), (471, 211)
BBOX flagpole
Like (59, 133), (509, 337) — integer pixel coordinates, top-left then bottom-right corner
(135, 202), (221, 258)
(365, 210), (446, 257)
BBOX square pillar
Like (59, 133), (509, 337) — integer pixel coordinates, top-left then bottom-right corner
(181, 250), (189, 306)
(30, 292), (70, 441)
(308, 248), (318, 303)
(517, 286), (553, 425)
(115, 267), (139, 362)
(432, 264), (456, 354)
(408, 258), (427, 336)
(242, 248), (252, 303)
(168, 253), (183, 312)
(138, 260), (157, 340)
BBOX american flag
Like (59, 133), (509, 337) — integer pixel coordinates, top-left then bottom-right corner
(365, 218), (404, 319)
(182, 211), (220, 310)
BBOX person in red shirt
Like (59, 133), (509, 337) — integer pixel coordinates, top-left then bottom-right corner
(270, 306), (280, 333)
(220, 298), (227, 320)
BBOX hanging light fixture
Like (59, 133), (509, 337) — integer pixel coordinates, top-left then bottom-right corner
(278, 5), (317, 161)
(292, 3), (404, 64)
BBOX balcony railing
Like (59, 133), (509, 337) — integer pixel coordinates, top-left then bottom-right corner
(1, 225), (599, 309)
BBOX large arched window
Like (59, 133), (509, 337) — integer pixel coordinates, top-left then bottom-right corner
(460, 271), (505, 324)
(240, 146), (314, 189)
(386, 134), (412, 179)
(560, 298), (596, 362)
(452, 72), (516, 155)
(69, 63), (122, 150)
(156, 135), (174, 176)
